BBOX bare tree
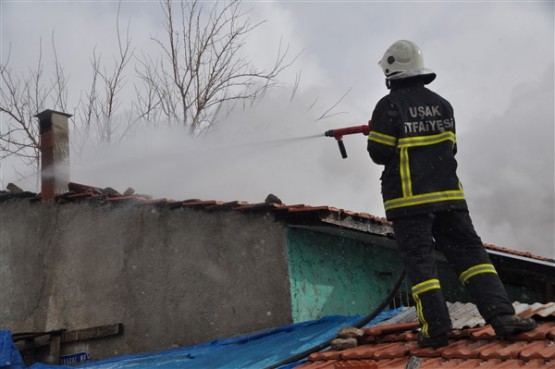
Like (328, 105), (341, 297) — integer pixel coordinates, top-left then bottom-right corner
(0, 39), (69, 189)
(75, 2), (134, 147)
(136, 0), (293, 135)
(1, 0), (294, 188)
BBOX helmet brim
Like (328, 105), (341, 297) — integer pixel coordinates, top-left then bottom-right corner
(387, 69), (436, 84)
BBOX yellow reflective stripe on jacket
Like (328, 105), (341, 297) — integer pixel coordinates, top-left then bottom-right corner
(384, 190), (465, 211)
(368, 131), (397, 147)
(398, 131), (456, 148)
(459, 263), (498, 285)
(394, 131), (457, 204)
(400, 147), (412, 197)
(411, 279), (441, 337)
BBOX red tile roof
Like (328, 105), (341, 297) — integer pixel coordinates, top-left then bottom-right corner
(1, 181), (552, 263)
(298, 303), (555, 369)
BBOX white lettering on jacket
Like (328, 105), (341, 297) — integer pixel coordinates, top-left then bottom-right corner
(403, 118), (455, 134)
(408, 105), (441, 119)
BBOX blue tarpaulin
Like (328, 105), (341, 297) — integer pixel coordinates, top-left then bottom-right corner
(7, 308), (402, 369)
(0, 331), (25, 369)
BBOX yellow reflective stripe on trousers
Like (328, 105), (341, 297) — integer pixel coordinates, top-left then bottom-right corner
(459, 263), (498, 285)
(412, 279), (441, 295)
(412, 279), (441, 337)
(398, 131), (456, 148)
(384, 190), (465, 211)
(399, 147), (412, 197)
(368, 131), (397, 147)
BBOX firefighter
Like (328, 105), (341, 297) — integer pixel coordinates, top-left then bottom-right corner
(367, 40), (537, 348)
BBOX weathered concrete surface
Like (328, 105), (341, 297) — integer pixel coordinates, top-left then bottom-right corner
(0, 200), (291, 359)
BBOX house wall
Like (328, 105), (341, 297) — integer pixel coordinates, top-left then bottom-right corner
(0, 200), (291, 361)
(286, 228), (405, 322)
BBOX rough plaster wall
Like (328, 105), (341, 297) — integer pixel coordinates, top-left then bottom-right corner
(0, 200), (291, 359)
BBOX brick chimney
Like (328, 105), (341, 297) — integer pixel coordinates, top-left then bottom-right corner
(35, 109), (72, 200)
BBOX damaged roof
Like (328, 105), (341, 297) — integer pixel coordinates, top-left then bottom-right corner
(298, 302), (555, 369)
(6, 303), (554, 369)
(3, 183), (555, 368)
(1, 181), (552, 264)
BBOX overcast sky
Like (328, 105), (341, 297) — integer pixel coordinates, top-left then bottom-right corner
(2, 1), (554, 258)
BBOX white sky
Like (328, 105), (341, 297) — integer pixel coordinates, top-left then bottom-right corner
(1, 1), (554, 258)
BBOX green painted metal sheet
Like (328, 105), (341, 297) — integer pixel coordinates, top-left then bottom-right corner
(285, 226), (539, 323)
(286, 227), (403, 322)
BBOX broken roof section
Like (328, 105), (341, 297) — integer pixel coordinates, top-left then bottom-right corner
(299, 302), (555, 369)
(8, 303), (555, 369)
(4, 310), (401, 369)
(1, 181), (552, 264)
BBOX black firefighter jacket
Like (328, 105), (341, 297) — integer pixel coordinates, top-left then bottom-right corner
(367, 78), (468, 220)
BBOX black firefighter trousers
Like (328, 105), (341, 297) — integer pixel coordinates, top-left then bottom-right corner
(392, 210), (515, 338)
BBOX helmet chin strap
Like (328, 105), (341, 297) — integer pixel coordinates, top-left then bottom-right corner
(386, 79), (392, 90)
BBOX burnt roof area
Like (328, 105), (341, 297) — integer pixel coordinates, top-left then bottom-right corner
(2, 181), (554, 297)
(3, 181), (554, 302)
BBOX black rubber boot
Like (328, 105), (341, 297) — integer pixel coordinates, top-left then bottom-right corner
(417, 332), (449, 349)
(490, 315), (538, 336)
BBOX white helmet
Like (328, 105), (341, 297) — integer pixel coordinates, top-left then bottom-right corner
(378, 40), (436, 84)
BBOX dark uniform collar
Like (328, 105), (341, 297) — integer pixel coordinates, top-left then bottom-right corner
(388, 76), (429, 91)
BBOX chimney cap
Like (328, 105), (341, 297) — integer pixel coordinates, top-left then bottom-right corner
(35, 109), (73, 120)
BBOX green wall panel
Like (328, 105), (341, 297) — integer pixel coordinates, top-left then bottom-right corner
(285, 226), (540, 322)
(286, 227), (404, 322)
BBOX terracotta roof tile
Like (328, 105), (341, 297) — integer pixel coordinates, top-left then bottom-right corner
(297, 360), (337, 369)
(373, 341), (417, 360)
(511, 322), (555, 341)
(408, 345), (446, 358)
(483, 243), (552, 261)
(487, 341), (531, 360)
(363, 321), (420, 337)
(334, 359), (377, 368)
(416, 357), (446, 368)
(469, 325), (496, 340)
(309, 350), (342, 361)
(339, 343), (386, 360)
(442, 340), (499, 359)
(373, 357), (408, 368)
(378, 331), (418, 343)
(520, 341), (555, 360)
(297, 302), (555, 369)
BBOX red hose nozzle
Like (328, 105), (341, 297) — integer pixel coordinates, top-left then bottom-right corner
(324, 125), (370, 139)
(324, 124), (371, 159)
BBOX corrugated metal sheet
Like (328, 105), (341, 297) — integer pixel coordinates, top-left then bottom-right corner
(376, 302), (555, 330)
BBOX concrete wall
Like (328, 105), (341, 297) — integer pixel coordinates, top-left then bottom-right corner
(0, 200), (291, 360)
